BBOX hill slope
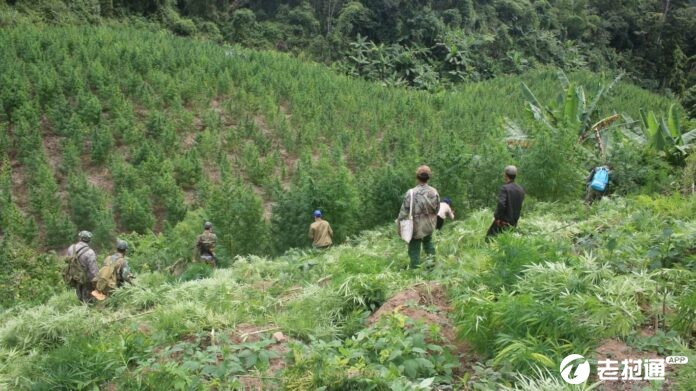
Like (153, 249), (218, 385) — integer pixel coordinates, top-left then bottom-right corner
(0, 194), (695, 389)
(0, 24), (683, 255)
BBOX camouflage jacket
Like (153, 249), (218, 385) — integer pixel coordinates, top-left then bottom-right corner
(67, 242), (98, 283)
(196, 231), (217, 256)
(104, 253), (133, 285)
(398, 184), (440, 239)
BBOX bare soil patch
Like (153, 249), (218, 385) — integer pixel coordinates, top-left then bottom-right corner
(230, 323), (290, 391)
(593, 338), (674, 391)
(368, 283), (477, 375)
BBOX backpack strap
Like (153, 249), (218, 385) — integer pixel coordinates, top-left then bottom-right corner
(408, 189), (414, 220)
(74, 244), (90, 262)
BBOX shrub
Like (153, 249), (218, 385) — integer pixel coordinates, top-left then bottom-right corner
(115, 188), (154, 234)
(207, 178), (269, 257)
(0, 238), (64, 308)
(517, 126), (583, 201)
(283, 315), (458, 389)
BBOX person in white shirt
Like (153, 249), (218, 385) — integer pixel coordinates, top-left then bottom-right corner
(436, 197), (454, 230)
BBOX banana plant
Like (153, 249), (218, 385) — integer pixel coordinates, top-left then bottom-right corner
(506, 70), (624, 158)
(621, 104), (696, 157)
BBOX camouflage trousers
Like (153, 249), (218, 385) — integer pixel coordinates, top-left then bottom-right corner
(75, 284), (94, 303)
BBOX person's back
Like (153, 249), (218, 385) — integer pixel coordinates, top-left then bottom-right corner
(196, 223), (218, 266)
(405, 183), (440, 238)
(398, 165), (440, 269)
(585, 165), (611, 204)
(65, 231), (98, 303)
(104, 252), (133, 287)
(309, 219), (333, 248)
(93, 240), (134, 300)
(496, 182), (525, 227)
(487, 166), (524, 240)
(197, 231), (217, 255)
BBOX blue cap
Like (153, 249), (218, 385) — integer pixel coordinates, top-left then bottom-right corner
(443, 197), (452, 205)
(313, 210), (322, 218)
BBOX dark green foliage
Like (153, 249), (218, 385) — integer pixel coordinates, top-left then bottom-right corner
(360, 165), (413, 229)
(43, 210), (76, 248)
(179, 262), (213, 282)
(518, 127), (583, 201)
(173, 151), (201, 189)
(5, 0), (694, 92)
(116, 188), (154, 234)
(684, 85), (696, 119)
(207, 178), (269, 257)
(0, 236), (64, 309)
(271, 155), (359, 253)
(283, 315), (459, 389)
(90, 126), (113, 164)
(482, 235), (548, 292)
(671, 289), (696, 339)
(31, 335), (125, 390)
(608, 141), (676, 195)
(67, 174), (115, 249)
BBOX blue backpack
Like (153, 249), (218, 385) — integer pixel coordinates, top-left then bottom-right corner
(590, 167), (609, 192)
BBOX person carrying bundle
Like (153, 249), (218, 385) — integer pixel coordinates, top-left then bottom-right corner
(92, 240), (134, 301)
(397, 165), (440, 269)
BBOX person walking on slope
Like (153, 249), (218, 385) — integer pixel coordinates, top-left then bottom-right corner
(398, 165), (440, 269)
(309, 210), (333, 249)
(436, 197), (455, 230)
(196, 222), (218, 267)
(92, 240), (134, 301)
(585, 164), (612, 204)
(66, 231), (99, 303)
(486, 165), (525, 240)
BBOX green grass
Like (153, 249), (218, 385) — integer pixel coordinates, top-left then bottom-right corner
(1, 193), (695, 389)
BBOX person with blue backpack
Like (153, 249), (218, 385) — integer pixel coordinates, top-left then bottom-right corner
(585, 164), (612, 204)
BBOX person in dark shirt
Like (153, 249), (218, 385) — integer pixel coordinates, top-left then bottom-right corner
(486, 165), (525, 240)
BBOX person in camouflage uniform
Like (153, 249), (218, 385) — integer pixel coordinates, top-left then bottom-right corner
(93, 240), (134, 300)
(196, 221), (218, 267)
(66, 231), (99, 303)
(398, 165), (440, 269)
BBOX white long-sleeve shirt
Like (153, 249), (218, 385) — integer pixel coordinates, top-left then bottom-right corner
(437, 202), (454, 220)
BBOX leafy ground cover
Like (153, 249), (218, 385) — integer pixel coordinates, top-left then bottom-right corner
(1, 193), (694, 390)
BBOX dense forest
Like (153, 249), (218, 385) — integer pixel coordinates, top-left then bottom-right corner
(4, 1), (696, 100)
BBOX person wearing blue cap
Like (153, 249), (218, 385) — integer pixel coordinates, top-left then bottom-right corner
(309, 210), (333, 249)
(436, 197), (455, 230)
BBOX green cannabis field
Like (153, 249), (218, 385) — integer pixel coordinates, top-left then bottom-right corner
(1, 195), (695, 389)
(1, 5), (696, 390)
